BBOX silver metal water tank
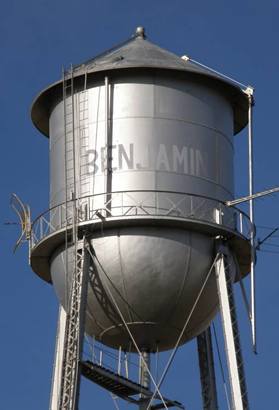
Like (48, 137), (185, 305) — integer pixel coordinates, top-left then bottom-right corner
(30, 28), (251, 351)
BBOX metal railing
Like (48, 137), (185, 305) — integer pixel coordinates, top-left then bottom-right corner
(83, 336), (139, 380)
(30, 190), (254, 249)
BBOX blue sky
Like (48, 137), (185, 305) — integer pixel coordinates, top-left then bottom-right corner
(1, 1), (279, 409)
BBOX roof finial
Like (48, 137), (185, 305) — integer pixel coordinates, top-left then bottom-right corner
(135, 26), (146, 39)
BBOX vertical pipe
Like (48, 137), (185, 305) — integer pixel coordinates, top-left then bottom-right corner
(40, 217), (43, 240)
(92, 336), (95, 363)
(72, 193), (77, 245)
(247, 90), (256, 353)
(124, 352), (129, 378)
(105, 76), (112, 216)
(239, 213), (243, 235)
(139, 351), (151, 410)
(59, 203), (62, 228)
(27, 206), (31, 264)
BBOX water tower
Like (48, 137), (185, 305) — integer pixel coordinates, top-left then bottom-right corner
(25, 27), (256, 409)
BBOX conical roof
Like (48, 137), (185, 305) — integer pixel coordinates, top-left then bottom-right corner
(72, 28), (222, 78)
(31, 27), (248, 136)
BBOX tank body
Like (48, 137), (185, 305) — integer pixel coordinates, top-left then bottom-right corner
(48, 71), (236, 351)
(50, 73), (234, 208)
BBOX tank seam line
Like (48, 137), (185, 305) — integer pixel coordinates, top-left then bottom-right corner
(84, 116), (234, 149)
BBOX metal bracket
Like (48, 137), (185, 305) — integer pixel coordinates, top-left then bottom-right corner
(243, 86), (254, 97)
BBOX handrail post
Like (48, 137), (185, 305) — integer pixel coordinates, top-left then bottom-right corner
(239, 213), (243, 235)
(117, 346), (122, 375)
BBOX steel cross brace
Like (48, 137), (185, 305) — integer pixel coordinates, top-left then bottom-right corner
(58, 237), (90, 410)
(215, 241), (249, 410)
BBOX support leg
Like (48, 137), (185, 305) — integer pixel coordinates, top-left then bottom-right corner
(49, 305), (67, 410)
(215, 244), (249, 410)
(59, 237), (90, 410)
(197, 327), (219, 410)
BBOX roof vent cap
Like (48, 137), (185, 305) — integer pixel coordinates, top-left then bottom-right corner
(135, 26), (146, 39)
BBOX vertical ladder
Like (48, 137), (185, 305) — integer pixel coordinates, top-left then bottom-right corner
(197, 327), (219, 410)
(63, 66), (76, 208)
(104, 76), (112, 216)
(78, 88), (90, 199)
(62, 65), (77, 315)
(52, 68), (90, 410)
(215, 242), (249, 410)
(59, 237), (90, 410)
